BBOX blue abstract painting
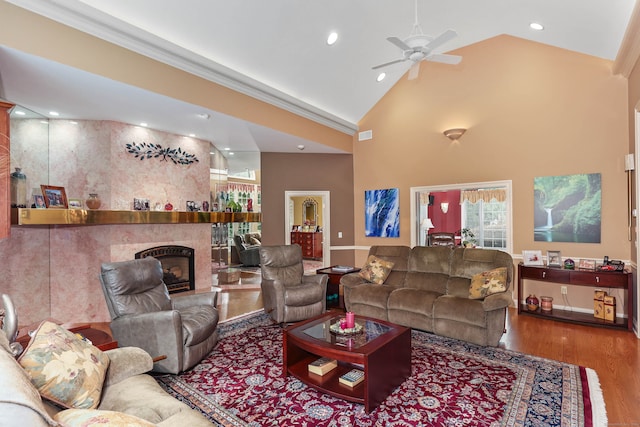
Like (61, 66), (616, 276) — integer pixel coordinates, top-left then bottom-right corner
(365, 188), (400, 237)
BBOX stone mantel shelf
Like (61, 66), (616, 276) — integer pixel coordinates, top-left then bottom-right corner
(12, 208), (262, 226)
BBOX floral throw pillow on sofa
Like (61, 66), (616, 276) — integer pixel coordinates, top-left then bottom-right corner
(358, 255), (395, 285)
(468, 267), (508, 299)
(18, 321), (110, 410)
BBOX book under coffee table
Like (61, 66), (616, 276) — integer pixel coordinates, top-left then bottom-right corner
(283, 312), (411, 413)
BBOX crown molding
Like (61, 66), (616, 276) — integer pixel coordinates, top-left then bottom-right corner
(6, 0), (358, 135)
(613, 0), (640, 77)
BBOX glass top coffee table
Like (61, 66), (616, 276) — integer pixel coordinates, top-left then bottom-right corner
(283, 311), (411, 413)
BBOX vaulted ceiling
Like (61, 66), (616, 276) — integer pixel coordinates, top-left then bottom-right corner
(0, 0), (636, 168)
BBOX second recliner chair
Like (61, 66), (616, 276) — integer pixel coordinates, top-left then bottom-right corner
(259, 245), (327, 324)
(99, 257), (219, 374)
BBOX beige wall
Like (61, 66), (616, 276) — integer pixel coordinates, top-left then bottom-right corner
(261, 153), (355, 267)
(356, 35), (629, 262)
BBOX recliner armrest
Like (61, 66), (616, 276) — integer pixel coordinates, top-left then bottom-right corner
(172, 291), (218, 310)
(481, 291), (513, 311)
(110, 311), (183, 372)
(340, 272), (367, 289)
(302, 274), (328, 286)
(103, 347), (153, 387)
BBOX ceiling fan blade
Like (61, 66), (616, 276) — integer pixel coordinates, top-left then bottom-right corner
(425, 29), (458, 51)
(408, 61), (421, 80)
(372, 58), (407, 70)
(387, 36), (412, 51)
(426, 53), (462, 65)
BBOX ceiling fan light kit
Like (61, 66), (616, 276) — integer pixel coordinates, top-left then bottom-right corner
(372, 0), (462, 80)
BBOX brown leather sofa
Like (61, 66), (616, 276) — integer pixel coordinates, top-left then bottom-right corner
(342, 246), (514, 346)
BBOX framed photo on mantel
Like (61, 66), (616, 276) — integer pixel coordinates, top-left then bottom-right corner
(40, 185), (68, 209)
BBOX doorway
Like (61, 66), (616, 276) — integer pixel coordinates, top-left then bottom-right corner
(284, 191), (331, 270)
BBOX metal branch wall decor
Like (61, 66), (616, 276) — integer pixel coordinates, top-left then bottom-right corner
(125, 141), (199, 165)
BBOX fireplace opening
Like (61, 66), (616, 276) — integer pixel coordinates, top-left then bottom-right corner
(135, 245), (194, 294)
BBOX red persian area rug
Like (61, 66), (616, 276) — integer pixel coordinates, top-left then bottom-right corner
(156, 311), (607, 427)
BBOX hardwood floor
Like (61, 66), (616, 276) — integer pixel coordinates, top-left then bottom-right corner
(219, 289), (640, 426)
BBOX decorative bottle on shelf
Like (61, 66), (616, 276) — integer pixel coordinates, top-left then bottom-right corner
(10, 168), (27, 208)
(525, 294), (539, 312)
(85, 193), (101, 209)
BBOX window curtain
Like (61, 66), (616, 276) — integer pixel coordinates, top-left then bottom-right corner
(460, 189), (507, 204)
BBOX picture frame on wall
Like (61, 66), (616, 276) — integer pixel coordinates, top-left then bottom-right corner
(40, 185), (68, 209)
(523, 250), (544, 266)
(547, 250), (562, 267)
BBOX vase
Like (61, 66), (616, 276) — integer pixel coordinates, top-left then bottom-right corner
(525, 294), (539, 312)
(10, 168), (27, 208)
(85, 193), (101, 209)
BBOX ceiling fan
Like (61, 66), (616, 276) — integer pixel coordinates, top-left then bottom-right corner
(372, 0), (462, 80)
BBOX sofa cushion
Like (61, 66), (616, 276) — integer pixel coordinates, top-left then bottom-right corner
(387, 288), (440, 316)
(469, 267), (508, 299)
(18, 321), (110, 410)
(348, 284), (395, 310)
(54, 409), (155, 426)
(433, 295), (487, 327)
(359, 255), (395, 284)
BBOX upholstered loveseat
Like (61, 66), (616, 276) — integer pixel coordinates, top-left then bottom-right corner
(0, 325), (212, 426)
(342, 246), (514, 346)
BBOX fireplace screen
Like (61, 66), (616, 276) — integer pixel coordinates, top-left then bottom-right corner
(135, 246), (194, 294)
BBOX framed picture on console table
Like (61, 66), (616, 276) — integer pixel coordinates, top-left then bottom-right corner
(547, 250), (562, 267)
(523, 250), (544, 266)
(40, 185), (68, 209)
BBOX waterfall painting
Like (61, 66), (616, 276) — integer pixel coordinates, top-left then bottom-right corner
(534, 173), (601, 243)
(365, 188), (400, 237)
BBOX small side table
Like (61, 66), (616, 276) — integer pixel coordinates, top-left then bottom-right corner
(16, 322), (117, 351)
(316, 266), (361, 309)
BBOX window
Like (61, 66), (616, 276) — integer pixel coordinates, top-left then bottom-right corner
(410, 180), (512, 254)
(461, 198), (507, 249)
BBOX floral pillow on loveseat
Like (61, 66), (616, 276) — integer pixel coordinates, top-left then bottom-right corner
(18, 321), (110, 410)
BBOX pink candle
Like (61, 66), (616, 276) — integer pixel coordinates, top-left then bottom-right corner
(346, 312), (355, 328)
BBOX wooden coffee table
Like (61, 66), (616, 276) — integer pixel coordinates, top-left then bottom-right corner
(283, 312), (411, 412)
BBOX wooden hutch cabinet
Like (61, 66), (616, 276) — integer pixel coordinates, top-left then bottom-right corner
(291, 231), (322, 259)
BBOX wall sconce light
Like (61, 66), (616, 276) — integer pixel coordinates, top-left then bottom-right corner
(443, 128), (466, 141)
(440, 202), (449, 214)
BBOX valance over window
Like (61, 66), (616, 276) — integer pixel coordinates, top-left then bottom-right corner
(460, 189), (507, 204)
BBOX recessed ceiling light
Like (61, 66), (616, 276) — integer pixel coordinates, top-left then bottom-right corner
(297, 144), (305, 150)
(140, 122), (148, 127)
(70, 121), (78, 125)
(327, 32), (338, 45)
(376, 72), (386, 82)
(14, 111), (25, 116)
(49, 111), (59, 116)
(197, 113), (210, 119)
(224, 147), (230, 151)
(530, 22), (544, 31)
(189, 133), (196, 137)
(229, 152), (235, 156)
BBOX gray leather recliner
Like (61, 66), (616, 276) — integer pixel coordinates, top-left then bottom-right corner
(259, 245), (327, 324)
(99, 257), (219, 374)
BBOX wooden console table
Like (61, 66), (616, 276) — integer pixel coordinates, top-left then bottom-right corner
(517, 263), (632, 330)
